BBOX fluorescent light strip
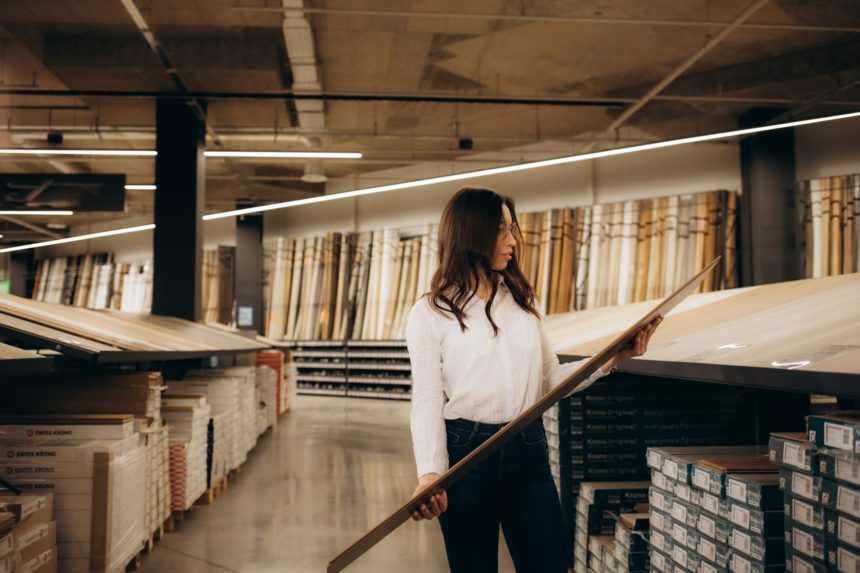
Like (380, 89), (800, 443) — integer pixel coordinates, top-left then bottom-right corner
(0, 224), (155, 254)
(125, 184), (157, 190)
(204, 150), (362, 159)
(0, 148), (157, 157)
(0, 210), (74, 216)
(203, 109), (860, 221)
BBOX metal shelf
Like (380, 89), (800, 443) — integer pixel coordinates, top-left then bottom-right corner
(345, 362), (411, 371)
(346, 340), (407, 348)
(297, 387), (348, 397)
(347, 376), (411, 387)
(295, 361), (348, 370)
(293, 350), (347, 358)
(296, 374), (348, 384)
(345, 351), (410, 359)
(347, 390), (411, 401)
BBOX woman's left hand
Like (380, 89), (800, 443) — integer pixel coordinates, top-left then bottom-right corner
(604, 316), (663, 372)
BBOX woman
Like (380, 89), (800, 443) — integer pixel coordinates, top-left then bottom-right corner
(405, 187), (661, 572)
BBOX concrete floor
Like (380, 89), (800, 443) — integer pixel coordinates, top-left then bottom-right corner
(140, 395), (517, 573)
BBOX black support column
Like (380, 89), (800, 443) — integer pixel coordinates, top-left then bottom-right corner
(235, 211), (263, 333)
(9, 252), (34, 297)
(152, 99), (205, 321)
(739, 108), (801, 286)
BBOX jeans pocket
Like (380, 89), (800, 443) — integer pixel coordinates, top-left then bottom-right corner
(446, 425), (476, 449)
(520, 423), (547, 446)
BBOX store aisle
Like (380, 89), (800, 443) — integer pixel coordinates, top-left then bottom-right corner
(139, 395), (516, 573)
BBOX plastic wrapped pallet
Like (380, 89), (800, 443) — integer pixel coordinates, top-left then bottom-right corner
(168, 375), (241, 472)
(255, 366), (277, 435)
(0, 426), (146, 573)
(256, 350), (290, 415)
(162, 402), (210, 511)
(185, 368), (257, 463)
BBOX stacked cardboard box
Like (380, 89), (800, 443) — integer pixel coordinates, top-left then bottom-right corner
(573, 482), (650, 573)
(139, 423), (170, 540)
(614, 513), (650, 573)
(646, 445), (781, 573)
(0, 416), (146, 573)
(161, 398), (210, 511)
(775, 413), (860, 573)
(0, 493), (56, 573)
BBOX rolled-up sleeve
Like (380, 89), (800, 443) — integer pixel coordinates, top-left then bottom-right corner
(406, 300), (448, 478)
(539, 316), (608, 396)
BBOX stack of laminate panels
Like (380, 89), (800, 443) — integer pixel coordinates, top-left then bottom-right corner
(0, 492), (57, 573)
(113, 261), (152, 313)
(256, 350), (291, 415)
(573, 482), (649, 573)
(0, 416), (146, 573)
(140, 421), (170, 541)
(207, 413), (229, 489)
(647, 445), (781, 573)
(162, 399), (210, 511)
(255, 366), (278, 435)
(614, 513), (651, 573)
(202, 246), (235, 326)
(167, 374), (241, 471)
(183, 368), (259, 464)
(776, 413), (860, 572)
(799, 174), (860, 279)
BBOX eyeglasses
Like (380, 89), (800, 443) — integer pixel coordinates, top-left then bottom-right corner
(498, 222), (520, 239)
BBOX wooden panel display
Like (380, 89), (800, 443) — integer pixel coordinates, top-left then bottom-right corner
(32, 254), (152, 313)
(201, 246), (235, 326)
(263, 224), (439, 341)
(799, 174), (860, 278)
(543, 272), (860, 376)
(263, 190), (736, 341)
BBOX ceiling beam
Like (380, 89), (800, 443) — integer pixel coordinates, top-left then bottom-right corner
(231, 5), (860, 34)
(0, 216), (62, 239)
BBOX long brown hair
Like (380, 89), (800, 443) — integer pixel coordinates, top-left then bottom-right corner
(429, 187), (538, 334)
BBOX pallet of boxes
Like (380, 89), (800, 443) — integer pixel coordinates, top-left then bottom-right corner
(646, 445), (785, 573)
(0, 415), (146, 573)
(772, 412), (860, 573)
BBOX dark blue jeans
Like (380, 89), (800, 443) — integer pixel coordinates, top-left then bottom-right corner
(438, 417), (568, 573)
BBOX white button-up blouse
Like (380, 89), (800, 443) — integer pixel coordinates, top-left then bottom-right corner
(406, 279), (608, 477)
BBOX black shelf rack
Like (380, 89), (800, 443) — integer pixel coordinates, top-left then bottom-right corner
(274, 339), (412, 400)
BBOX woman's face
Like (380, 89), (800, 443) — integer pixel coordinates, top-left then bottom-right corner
(491, 203), (517, 271)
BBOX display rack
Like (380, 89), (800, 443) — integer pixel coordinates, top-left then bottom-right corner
(275, 339), (411, 400)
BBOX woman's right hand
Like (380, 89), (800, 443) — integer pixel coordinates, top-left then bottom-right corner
(410, 473), (448, 521)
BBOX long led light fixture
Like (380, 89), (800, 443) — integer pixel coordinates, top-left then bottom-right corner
(125, 184), (157, 190)
(0, 210), (74, 216)
(0, 148), (157, 157)
(203, 109), (860, 221)
(0, 224), (155, 254)
(204, 150), (362, 159)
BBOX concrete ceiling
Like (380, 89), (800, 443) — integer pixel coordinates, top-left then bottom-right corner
(0, 0), (858, 241)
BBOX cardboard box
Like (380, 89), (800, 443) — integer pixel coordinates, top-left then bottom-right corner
(671, 519), (700, 550)
(21, 547), (56, 573)
(727, 500), (784, 536)
(580, 482), (650, 505)
(819, 449), (860, 488)
(784, 495), (825, 531)
(697, 511), (731, 544)
(670, 497), (699, 528)
(728, 551), (784, 573)
(0, 416), (134, 441)
(651, 469), (677, 495)
(784, 519), (826, 562)
(825, 510), (860, 551)
(780, 469), (826, 504)
(726, 474), (782, 510)
(649, 529), (673, 558)
(821, 478), (860, 520)
(671, 542), (701, 571)
(649, 487), (673, 515)
(0, 494), (53, 526)
(15, 521), (56, 565)
(730, 526), (785, 563)
(784, 548), (826, 573)
(697, 536), (730, 568)
(768, 432), (817, 474)
(649, 508), (673, 536)
(807, 413), (860, 454)
(648, 547), (671, 573)
(826, 541), (860, 573)
(693, 488), (730, 519)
